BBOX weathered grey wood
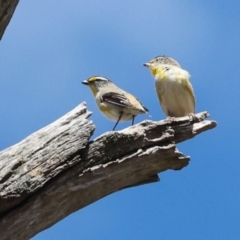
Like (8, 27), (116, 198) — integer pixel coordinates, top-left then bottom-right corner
(0, 0), (19, 40)
(0, 102), (95, 214)
(0, 106), (217, 240)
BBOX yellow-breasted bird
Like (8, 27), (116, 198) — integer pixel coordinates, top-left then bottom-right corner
(82, 76), (148, 130)
(143, 55), (196, 118)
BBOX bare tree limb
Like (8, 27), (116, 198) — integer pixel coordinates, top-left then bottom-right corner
(0, 0), (19, 40)
(0, 102), (217, 239)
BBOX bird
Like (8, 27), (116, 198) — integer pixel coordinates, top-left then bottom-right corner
(82, 76), (148, 130)
(143, 55), (196, 118)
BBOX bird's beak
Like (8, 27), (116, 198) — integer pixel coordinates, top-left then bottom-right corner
(143, 62), (151, 68)
(82, 80), (89, 85)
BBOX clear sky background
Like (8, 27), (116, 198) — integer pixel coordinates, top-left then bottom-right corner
(1, 1), (239, 239)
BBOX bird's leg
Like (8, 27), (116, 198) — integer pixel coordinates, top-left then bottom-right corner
(166, 110), (176, 122)
(112, 112), (123, 131)
(131, 115), (135, 126)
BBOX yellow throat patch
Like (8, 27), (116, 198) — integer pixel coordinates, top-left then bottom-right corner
(150, 67), (166, 79)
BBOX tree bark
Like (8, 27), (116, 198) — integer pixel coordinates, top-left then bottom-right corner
(0, 102), (217, 240)
(0, 0), (19, 40)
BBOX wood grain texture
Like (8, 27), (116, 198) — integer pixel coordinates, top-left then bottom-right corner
(0, 105), (217, 240)
(0, 102), (94, 214)
(0, 0), (19, 40)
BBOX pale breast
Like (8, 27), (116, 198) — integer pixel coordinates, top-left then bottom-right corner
(155, 75), (195, 117)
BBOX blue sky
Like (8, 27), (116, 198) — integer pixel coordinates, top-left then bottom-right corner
(1, 1), (239, 239)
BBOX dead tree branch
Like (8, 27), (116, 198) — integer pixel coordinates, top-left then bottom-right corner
(0, 102), (217, 239)
(0, 0), (19, 40)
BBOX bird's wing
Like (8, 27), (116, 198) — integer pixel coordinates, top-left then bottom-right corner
(100, 92), (147, 112)
(179, 77), (196, 110)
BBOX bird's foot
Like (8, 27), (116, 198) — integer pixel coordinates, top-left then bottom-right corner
(188, 113), (198, 122)
(167, 116), (176, 121)
(166, 116), (176, 124)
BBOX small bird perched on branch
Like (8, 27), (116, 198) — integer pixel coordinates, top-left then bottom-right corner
(82, 76), (148, 130)
(143, 56), (196, 118)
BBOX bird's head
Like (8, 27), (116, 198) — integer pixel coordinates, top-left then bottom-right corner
(82, 76), (112, 95)
(143, 55), (181, 77)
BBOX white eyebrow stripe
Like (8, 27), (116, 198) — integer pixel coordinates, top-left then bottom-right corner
(97, 77), (108, 81)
